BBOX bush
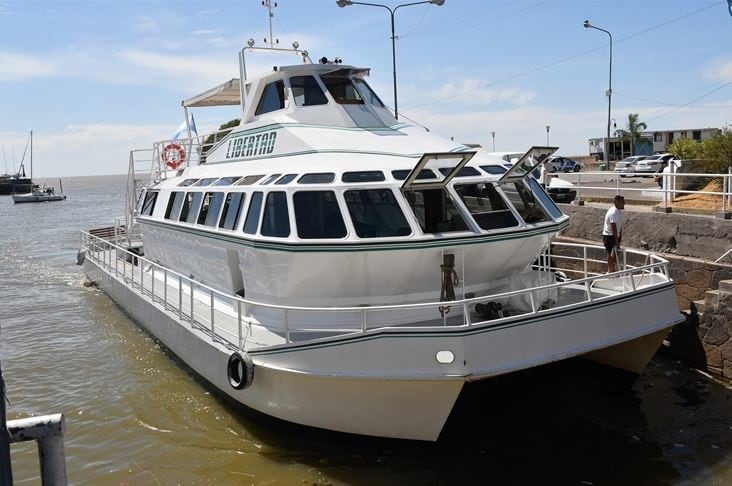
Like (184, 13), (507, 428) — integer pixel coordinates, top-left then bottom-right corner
(703, 127), (732, 174)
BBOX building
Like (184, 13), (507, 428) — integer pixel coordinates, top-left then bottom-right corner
(588, 127), (720, 161)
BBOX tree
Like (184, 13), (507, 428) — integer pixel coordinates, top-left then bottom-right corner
(668, 136), (704, 160)
(615, 113), (648, 156)
(702, 127), (732, 173)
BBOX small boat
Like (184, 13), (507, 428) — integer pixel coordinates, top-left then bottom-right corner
(10, 132), (66, 203)
(12, 184), (66, 203)
(78, 24), (683, 441)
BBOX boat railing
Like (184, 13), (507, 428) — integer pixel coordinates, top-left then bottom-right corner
(151, 126), (238, 179)
(80, 231), (672, 350)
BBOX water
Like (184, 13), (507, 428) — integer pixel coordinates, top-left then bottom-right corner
(1, 175), (730, 484)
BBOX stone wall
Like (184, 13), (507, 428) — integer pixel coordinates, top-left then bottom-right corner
(559, 204), (731, 260)
(698, 283), (732, 380)
(665, 257), (732, 310)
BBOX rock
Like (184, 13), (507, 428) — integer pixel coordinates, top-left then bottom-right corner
(702, 323), (730, 346)
(686, 270), (712, 289)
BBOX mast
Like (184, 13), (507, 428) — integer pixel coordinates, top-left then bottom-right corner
(263, 0), (278, 48)
(30, 130), (33, 180)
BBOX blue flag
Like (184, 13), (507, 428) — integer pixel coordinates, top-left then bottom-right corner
(171, 113), (198, 140)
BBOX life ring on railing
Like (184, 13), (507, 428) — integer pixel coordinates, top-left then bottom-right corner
(161, 143), (186, 170)
(227, 352), (254, 390)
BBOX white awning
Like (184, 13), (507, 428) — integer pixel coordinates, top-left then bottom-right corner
(183, 78), (241, 107)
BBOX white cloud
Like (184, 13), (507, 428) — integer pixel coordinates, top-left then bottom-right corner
(405, 78), (536, 109)
(0, 51), (56, 81)
(704, 58), (732, 82)
(192, 29), (216, 35)
(134, 15), (159, 33)
(116, 48), (238, 87)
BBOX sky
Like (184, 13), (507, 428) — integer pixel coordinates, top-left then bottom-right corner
(1, 0), (731, 177)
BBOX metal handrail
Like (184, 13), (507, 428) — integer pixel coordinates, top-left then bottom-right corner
(715, 248), (732, 264)
(81, 231), (672, 349)
(553, 169), (732, 213)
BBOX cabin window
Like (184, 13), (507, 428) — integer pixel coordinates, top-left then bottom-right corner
(404, 188), (469, 234)
(219, 193), (246, 230)
(214, 176), (240, 186)
(526, 178), (563, 220)
(692, 130), (702, 141)
(255, 80), (287, 115)
(178, 179), (199, 187)
(237, 174), (265, 185)
(180, 192), (203, 224)
(501, 181), (551, 224)
(193, 178), (218, 187)
(455, 183), (519, 230)
(344, 189), (411, 238)
(294, 191), (347, 239)
(342, 171), (385, 183)
(165, 192), (185, 220)
(290, 76), (328, 106)
(198, 192), (225, 226)
(480, 165), (508, 175)
(321, 76), (364, 104)
(391, 169), (437, 180)
(260, 174), (281, 185)
(141, 191), (158, 216)
(243, 191), (263, 234)
(438, 166), (481, 177)
(352, 78), (385, 108)
(261, 191), (290, 238)
(275, 174), (298, 185)
(298, 172), (335, 184)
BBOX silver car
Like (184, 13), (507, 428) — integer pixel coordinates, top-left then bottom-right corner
(614, 155), (647, 176)
(634, 153), (677, 175)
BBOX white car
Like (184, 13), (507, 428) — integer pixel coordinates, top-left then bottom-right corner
(481, 154), (577, 204)
(634, 153), (679, 176)
(614, 155), (647, 176)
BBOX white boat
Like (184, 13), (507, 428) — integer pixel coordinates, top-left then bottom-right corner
(12, 185), (66, 203)
(78, 39), (683, 441)
(11, 131), (66, 203)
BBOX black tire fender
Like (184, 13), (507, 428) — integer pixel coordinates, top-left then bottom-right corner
(227, 352), (254, 390)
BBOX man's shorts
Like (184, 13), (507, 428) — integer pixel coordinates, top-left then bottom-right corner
(603, 235), (617, 253)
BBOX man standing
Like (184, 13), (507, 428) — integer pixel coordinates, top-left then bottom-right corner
(602, 195), (625, 273)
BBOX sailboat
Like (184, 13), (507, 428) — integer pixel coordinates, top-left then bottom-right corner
(0, 134), (33, 195)
(11, 131), (66, 204)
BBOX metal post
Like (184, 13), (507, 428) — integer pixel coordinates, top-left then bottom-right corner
(237, 300), (243, 349)
(163, 271), (168, 311)
(151, 267), (155, 302)
(7, 415), (67, 485)
(210, 291), (215, 339)
(190, 282), (195, 326)
(284, 309), (290, 343)
(178, 276), (183, 320)
(1, 362), (14, 485)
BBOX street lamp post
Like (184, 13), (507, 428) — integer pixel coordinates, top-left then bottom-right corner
(546, 125), (550, 145)
(337, 0), (445, 120)
(491, 131), (496, 151)
(584, 19), (612, 164)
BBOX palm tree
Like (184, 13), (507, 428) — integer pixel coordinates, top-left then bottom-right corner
(614, 113), (648, 156)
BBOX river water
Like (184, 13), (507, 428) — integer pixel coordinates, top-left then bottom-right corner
(1, 175), (730, 484)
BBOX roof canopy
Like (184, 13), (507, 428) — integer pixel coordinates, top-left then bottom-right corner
(183, 78), (241, 108)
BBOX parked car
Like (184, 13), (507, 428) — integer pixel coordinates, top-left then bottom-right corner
(633, 153), (679, 176)
(546, 156), (582, 173)
(614, 155), (647, 176)
(481, 158), (577, 204)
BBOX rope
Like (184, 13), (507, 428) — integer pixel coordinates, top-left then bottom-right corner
(439, 254), (459, 318)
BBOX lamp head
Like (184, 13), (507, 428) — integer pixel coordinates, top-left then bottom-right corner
(336, 0), (352, 7)
(431, 0), (446, 5)
(292, 41), (299, 49)
(583, 19), (591, 29)
(247, 38), (255, 47)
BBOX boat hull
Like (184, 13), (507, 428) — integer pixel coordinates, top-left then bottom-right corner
(82, 253), (683, 441)
(12, 194), (66, 203)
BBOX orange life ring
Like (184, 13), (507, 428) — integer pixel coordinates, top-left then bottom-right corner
(162, 143), (186, 169)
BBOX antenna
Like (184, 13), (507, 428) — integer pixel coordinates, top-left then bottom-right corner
(262, 0), (279, 48)
(1, 146), (7, 174)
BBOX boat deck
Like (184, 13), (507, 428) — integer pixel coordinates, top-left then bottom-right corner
(81, 230), (673, 353)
